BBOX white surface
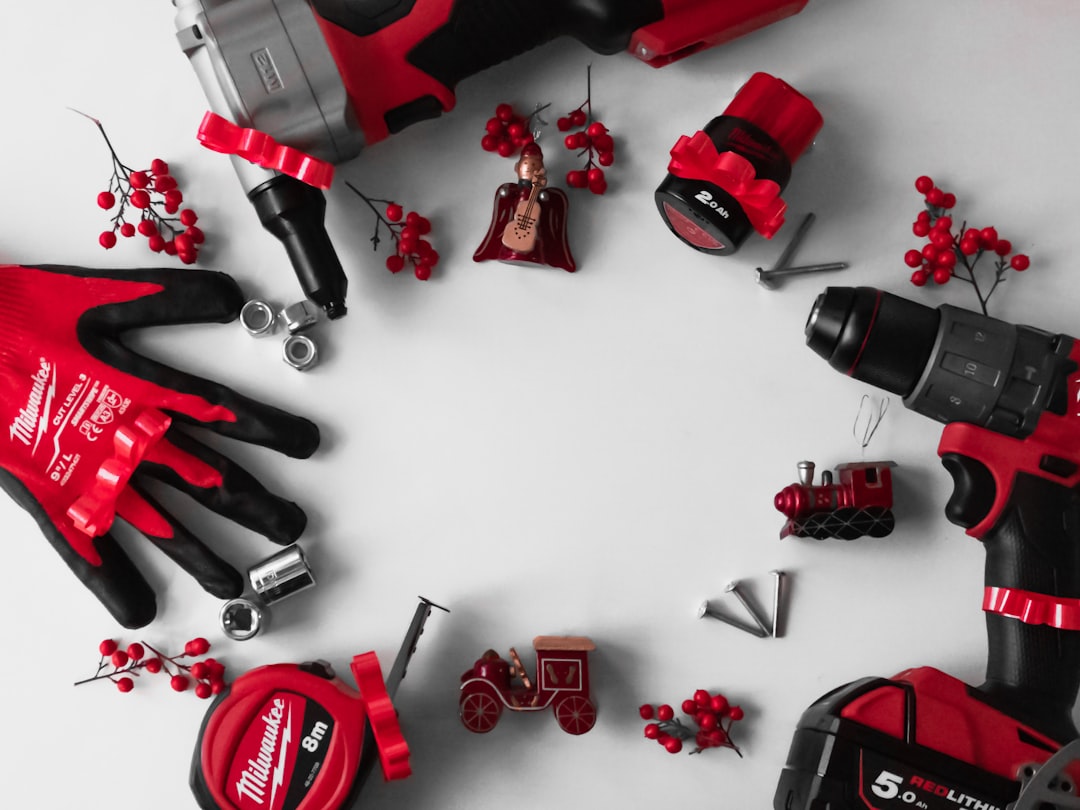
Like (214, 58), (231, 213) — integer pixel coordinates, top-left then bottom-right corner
(2, 1), (1080, 808)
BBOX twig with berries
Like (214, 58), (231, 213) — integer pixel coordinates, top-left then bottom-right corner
(904, 175), (1030, 315)
(557, 65), (615, 195)
(639, 689), (745, 756)
(75, 637), (227, 699)
(480, 102), (551, 158)
(345, 183), (439, 280)
(75, 110), (205, 264)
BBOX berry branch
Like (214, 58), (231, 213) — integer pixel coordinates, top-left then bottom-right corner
(74, 109), (205, 263)
(345, 183), (439, 280)
(557, 65), (615, 195)
(903, 175), (1030, 315)
(76, 637), (227, 698)
(639, 689), (745, 756)
(480, 102), (551, 157)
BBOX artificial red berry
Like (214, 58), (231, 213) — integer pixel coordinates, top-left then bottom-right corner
(129, 171), (149, 189)
(914, 176), (934, 194)
(119, 222), (136, 238)
(921, 244), (938, 262)
(99, 231), (117, 249)
(569, 109), (587, 127)
(597, 151), (614, 167)
(930, 230), (952, 249)
(116, 677), (135, 693)
(154, 174), (177, 192)
(179, 209), (198, 227)
(589, 179), (608, 195)
(150, 158), (169, 175)
(186, 226), (205, 244)
(126, 643), (144, 661)
(979, 227), (999, 248)
(566, 170), (588, 189)
(643, 723), (661, 739)
(994, 239), (1012, 256)
(414, 262), (432, 281)
(556, 116), (571, 131)
(710, 694), (729, 714)
(148, 234), (166, 252)
(480, 134), (499, 152)
(398, 235), (418, 255)
(507, 122), (526, 138)
(932, 267), (952, 285)
(97, 191), (116, 209)
(1011, 254), (1030, 271)
(681, 699), (697, 715)
(163, 240), (178, 255)
(175, 233), (194, 254)
(130, 190), (151, 209)
(111, 650), (129, 667)
(664, 737), (683, 754)
(926, 187), (945, 206)
(425, 250), (440, 267)
(657, 704), (674, 721)
(205, 659), (226, 679)
(99, 639), (118, 656)
(587, 167), (605, 184)
(912, 221), (930, 237)
(144, 657), (163, 674)
(904, 249), (923, 268)
(211, 679), (227, 695)
(586, 121), (607, 137)
(164, 189), (183, 207)
(639, 704), (655, 720)
(911, 268), (930, 287)
(136, 220), (156, 237)
(564, 134), (579, 151)
(195, 682), (213, 699)
(385, 203), (403, 222)
(485, 118), (504, 136)
(495, 103), (514, 122)
(941, 193), (957, 209)
(693, 689), (710, 707)
(936, 250), (957, 269)
(386, 255), (405, 273)
(190, 662), (209, 680)
(916, 210), (931, 223)
(959, 238), (979, 256)
(728, 706), (745, 721)
(184, 637), (210, 657)
(497, 140), (515, 157)
(170, 674), (190, 692)
(934, 215), (953, 230)
(699, 713), (719, 732)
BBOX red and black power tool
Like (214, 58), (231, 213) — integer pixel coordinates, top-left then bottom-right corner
(190, 596), (448, 810)
(172, 0), (810, 318)
(776, 286), (1080, 810)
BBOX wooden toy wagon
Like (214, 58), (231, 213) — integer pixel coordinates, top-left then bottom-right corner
(459, 636), (597, 735)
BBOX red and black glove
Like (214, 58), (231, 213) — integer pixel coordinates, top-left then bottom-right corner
(0, 263), (319, 628)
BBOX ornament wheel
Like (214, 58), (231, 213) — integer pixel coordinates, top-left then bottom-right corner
(460, 688), (502, 733)
(554, 695), (596, 735)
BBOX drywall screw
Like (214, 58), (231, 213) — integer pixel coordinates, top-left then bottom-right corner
(756, 261), (849, 290)
(724, 580), (773, 637)
(697, 600), (767, 638)
(770, 570), (788, 638)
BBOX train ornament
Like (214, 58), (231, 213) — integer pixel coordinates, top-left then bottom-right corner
(459, 636), (597, 735)
(773, 460), (896, 540)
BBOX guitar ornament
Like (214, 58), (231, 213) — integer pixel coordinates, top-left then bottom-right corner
(474, 143), (576, 272)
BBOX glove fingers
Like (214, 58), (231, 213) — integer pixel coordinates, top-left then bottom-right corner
(139, 427), (308, 544)
(70, 266), (244, 328)
(0, 468), (157, 628)
(126, 481), (245, 600)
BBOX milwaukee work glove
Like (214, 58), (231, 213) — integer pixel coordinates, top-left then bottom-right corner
(0, 263), (319, 628)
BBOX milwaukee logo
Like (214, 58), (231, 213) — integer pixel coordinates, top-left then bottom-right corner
(234, 697), (290, 806)
(9, 357), (55, 453)
(251, 47), (283, 94)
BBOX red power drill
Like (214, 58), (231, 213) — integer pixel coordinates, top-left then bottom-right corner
(778, 287), (1080, 810)
(172, 0), (809, 318)
(190, 596), (448, 810)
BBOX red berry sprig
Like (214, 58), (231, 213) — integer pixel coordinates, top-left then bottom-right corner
(75, 637), (227, 698)
(904, 175), (1031, 314)
(345, 183), (439, 280)
(480, 102), (551, 158)
(639, 689), (744, 757)
(75, 110), (205, 264)
(557, 66), (615, 195)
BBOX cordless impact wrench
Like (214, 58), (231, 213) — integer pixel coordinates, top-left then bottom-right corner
(172, 0), (809, 318)
(776, 287), (1080, 810)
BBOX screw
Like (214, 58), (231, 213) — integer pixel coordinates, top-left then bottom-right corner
(770, 570), (788, 638)
(697, 600), (767, 638)
(756, 261), (849, 290)
(724, 580), (773, 637)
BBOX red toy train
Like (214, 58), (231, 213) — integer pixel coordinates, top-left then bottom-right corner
(773, 460), (896, 540)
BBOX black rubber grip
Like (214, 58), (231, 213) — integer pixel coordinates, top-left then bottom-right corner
(406, 0), (664, 92)
(978, 472), (1080, 742)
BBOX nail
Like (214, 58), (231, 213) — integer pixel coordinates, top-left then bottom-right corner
(724, 580), (773, 637)
(766, 212), (816, 274)
(770, 570), (787, 638)
(756, 262), (849, 290)
(697, 599), (767, 638)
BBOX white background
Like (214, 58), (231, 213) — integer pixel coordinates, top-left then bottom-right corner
(2, 1), (1080, 808)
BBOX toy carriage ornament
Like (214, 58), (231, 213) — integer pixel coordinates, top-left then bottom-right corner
(773, 460), (896, 540)
(459, 636), (596, 735)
